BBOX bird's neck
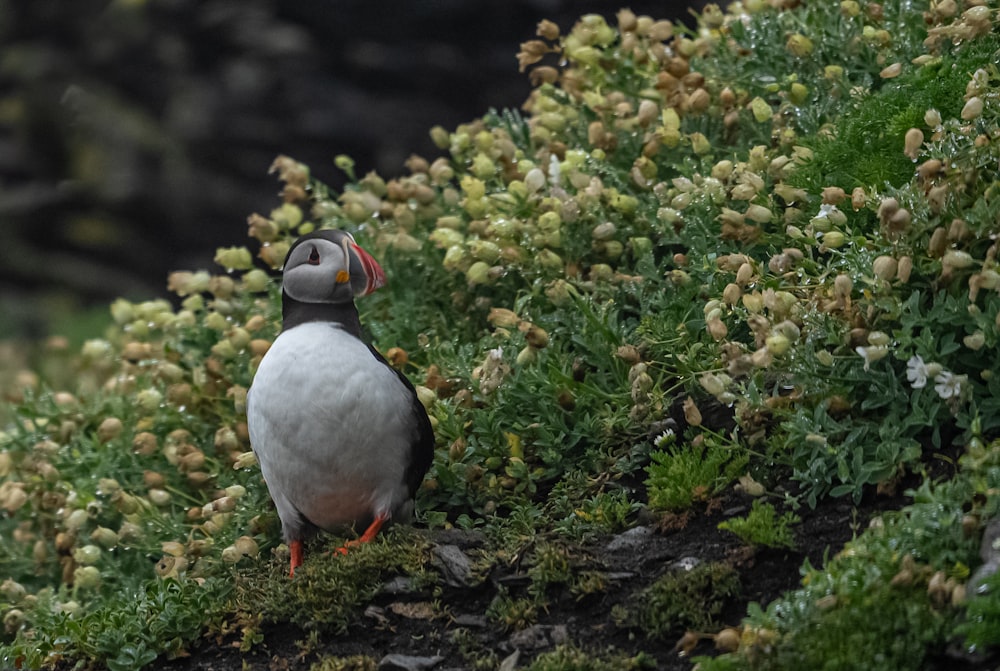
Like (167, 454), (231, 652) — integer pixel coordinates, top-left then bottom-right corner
(281, 293), (364, 339)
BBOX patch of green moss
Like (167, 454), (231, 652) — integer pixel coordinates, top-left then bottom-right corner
(791, 36), (1000, 192)
(718, 499), (800, 550)
(525, 644), (657, 671)
(310, 655), (377, 671)
(235, 529), (431, 634)
(638, 561), (740, 637)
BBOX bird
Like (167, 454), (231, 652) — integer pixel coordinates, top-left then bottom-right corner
(246, 229), (434, 576)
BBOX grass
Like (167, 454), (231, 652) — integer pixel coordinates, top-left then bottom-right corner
(1, 1), (1000, 669)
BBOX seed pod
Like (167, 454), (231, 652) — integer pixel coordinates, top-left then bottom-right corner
(522, 324), (550, 348)
(97, 418), (124, 444)
(723, 283), (742, 305)
(682, 398), (702, 426)
(210, 496), (237, 513)
(148, 489), (171, 506)
(616, 345), (642, 364)
(872, 256), (898, 281)
(903, 128), (924, 159)
(880, 62), (902, 79)
(233, 536), (259, 558)
(962, 96), (984, 121)
(715, 628), (741, 652)
(735, 262), (754, 286)
(877, 197), (899, 221)
(927, 227), (948, 257)
(707, 317), (728, 341)
(851, 187), (867, 210)
(178, 451), (206, 473)
(90, 527), (118, 549)
(943, 250), (975, 269)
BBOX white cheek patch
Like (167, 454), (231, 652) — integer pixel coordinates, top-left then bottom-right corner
(282, 239), (349, 303)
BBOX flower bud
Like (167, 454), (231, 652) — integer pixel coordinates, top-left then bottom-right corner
(749, 97), (772, 123)
(73, 544), (103, 566)
(73, 566), (101, 590)
(765, 333), (791, 355)
(786, 33), (813, 57)
(822, 231), (846, 248)
(868, 331), (891, 347)
(964, 331), (985, 351)
(90, 526), (118, 549)
(214, 246), (254, 271)
(465, 261), (491, 286)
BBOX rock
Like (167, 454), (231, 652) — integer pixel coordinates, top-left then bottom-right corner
(431, 544), (479, 587)
(498, 650), (520, 671)
(381, 576), (421, 595)
(377, 653), (445, 671)
(506, 624), (569, 651)
(452, 613), (488, 627)
(969, 518), (1000, 597)
(605, 526), (653, 552)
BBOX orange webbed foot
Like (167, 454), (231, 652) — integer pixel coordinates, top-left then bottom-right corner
(332, 513), (388, 555)
(289, 539), (304, 578)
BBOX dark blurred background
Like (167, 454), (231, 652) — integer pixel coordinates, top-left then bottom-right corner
(0, 0), (701, 340)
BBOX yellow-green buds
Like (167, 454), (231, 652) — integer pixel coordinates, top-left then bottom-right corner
(214, 246), (254, 271)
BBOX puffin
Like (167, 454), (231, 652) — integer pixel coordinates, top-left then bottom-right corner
(246, 229), (434, 576)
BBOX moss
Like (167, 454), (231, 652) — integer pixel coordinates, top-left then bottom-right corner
(525, 644), (657, 671)
(638, 561), (740, 637)
(234, 529), (431, 634)
(718, 499), (800, 550)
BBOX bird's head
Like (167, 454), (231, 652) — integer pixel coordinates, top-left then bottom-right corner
(281, 229), (386, 305)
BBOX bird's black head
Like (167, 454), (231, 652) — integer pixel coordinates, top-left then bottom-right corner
(280, 229), (386, 332)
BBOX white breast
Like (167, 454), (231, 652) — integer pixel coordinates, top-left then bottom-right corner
(247, 322), (416, 539)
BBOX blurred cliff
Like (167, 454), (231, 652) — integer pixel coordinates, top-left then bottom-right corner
(0, 0), (699, 339)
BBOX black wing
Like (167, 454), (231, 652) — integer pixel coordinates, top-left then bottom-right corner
(367, 345), (435, 497)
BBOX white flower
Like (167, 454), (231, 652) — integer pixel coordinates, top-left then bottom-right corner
(816, 203), (838, 219)
(548, 154), (562, 186)
(855, 344), (889, 371)
(934, 371), (967, 400)
(654, 428), (675, 449)
(906, 355), (929, 389)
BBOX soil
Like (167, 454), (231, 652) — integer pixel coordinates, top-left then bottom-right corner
(151, 485), (919, 671)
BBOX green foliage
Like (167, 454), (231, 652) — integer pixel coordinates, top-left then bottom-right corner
(718, 500), (800, 550)
(310, 655), (378, 671)
(5, 578), (228, 671)
(958, 570), (1000, 649)
(646, 431), (749, 511)
(485, 589), (538, 632)
(699, 436), (1000, 671)
(638, 562), (741, 637)
(525, 644), (657, 671)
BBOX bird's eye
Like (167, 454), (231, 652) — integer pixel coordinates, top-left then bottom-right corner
(307, 246), (320, 265)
